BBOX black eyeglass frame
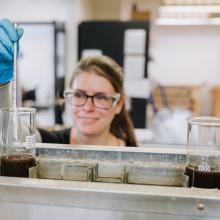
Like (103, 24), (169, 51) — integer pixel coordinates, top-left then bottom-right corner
(63, 88), (121, 109)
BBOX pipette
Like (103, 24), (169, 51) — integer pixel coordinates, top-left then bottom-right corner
(12, 23), (18, 111)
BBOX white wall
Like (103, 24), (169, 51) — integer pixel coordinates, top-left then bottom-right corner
(149, 25), (220, 85)
(92, 0), (120, 20)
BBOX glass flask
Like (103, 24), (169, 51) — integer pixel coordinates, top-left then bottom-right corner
(184, 116), (220, 189)
(0, 107), (37, 177)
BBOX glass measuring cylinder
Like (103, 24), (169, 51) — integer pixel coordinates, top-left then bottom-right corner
(185, 116), (220, 189)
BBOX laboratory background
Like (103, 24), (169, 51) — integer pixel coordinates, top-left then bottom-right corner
(1, 0), (220, 146)
(1, 0), (220, 219)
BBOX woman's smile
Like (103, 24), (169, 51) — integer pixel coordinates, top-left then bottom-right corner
(78, 115), (99, 122)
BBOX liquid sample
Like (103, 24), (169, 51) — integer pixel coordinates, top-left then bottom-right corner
(185, 165), (220, 189)
(1, 153), (36, 177)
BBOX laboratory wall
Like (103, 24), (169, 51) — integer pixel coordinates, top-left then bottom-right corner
(119, 0), (220, 86)
(4, 0), (219, 88)
(91, 0), (120, 20)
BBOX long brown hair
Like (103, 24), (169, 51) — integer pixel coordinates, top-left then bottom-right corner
(70, 55), (137, 147)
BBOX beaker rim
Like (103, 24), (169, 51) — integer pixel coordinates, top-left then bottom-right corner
(187, 116), (220, 127)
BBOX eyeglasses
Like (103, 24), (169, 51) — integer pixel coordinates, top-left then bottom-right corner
(63, 89), (121, 110)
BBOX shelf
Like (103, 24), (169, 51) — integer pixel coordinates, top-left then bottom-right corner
(159, 5), (220, 13)
(157, 5), (220, 25)
(155, 17), (220, 25)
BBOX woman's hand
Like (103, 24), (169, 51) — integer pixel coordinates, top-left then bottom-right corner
(0, 18), (23, 84)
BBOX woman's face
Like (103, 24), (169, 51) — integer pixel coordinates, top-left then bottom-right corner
(70, 71), (123, 136)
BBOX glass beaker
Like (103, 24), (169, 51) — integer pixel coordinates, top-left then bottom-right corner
(0, 107), (37, 177)
(184, 116), (220, 189)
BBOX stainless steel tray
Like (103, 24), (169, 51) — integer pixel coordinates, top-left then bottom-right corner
(35, 143), (186, 186)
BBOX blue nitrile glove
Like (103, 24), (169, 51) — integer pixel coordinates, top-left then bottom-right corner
(0, 18), (23, 84)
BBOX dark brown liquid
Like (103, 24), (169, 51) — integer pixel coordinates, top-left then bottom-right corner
(1, 154), (36, 177)
(185, 165), (220, 189)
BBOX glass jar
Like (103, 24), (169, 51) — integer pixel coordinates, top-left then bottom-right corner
(184, 116), (220, 189)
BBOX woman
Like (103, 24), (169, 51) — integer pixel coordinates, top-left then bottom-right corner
(0, 18), (137, 146)
(38, 56), (137, 146)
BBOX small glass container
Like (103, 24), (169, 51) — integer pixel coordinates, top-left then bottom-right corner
(184, 116), (220, 189)
(0, 107), (37, 177)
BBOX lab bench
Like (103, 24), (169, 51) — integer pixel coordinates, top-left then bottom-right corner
(0, 143), (219, 220)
